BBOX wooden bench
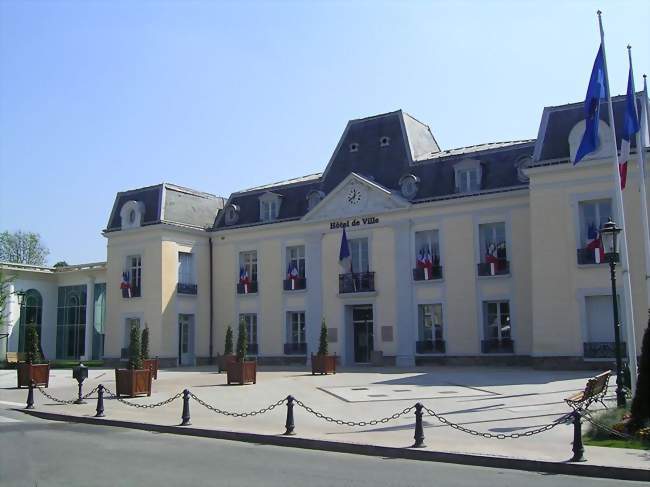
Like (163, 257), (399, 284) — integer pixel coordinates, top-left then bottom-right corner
(565, 370), (611, 411)
(5, 352), (25, 364)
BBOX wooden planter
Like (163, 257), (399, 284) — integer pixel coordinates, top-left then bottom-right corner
(17, 363), (50, 388)
(311, 354), (336, 375)
(143, 358), (159, 380)
(115, 368), (152, 397)
(217, 354), (237, 373)
(226, 360), (257, 385)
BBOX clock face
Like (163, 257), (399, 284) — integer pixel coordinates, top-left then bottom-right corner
(347, 185), (362, 205)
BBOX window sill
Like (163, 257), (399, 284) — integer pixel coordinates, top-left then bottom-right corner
(122, 296), (142, 300)
(576, 263), (608, 269)
(337, 291), (378, 298)
(477, 274), (511, 280)
(283, 288), (308, 295)
(415, 352), (446, 356)
(412, 278), (444, 285)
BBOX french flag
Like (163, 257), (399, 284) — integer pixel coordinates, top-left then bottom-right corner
(287, 263), (299, 290)
(120, 271), (131, 298)
(239, 266), (250, 294)
(585, 222), (605, 264)
(620, 62), (640, 190)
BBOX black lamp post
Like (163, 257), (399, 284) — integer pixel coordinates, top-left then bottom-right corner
(599, 218), (626, 408)
(15, 290), (26, 308)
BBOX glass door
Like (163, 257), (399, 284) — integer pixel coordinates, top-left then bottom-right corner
(352, 306), (373, 363)
(178, 314), (195, 366)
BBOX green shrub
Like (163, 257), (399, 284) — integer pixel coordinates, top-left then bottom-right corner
(25, 326), (42, 364)
(318, 319), (328, 356)
(128, 323), (142, 370)
(630, 320), (650, 428)
(236, 318), (247, 361)
(141, 327), (150, 360)
(224, 325), (234, 355)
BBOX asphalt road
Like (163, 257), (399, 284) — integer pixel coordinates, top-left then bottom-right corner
(0, 408), (646, 487)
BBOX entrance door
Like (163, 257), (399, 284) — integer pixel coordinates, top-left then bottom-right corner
(352, 306), (373, 363)
(178, 314), (195, 366)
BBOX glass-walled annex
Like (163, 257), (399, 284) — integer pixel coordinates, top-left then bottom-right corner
(56, 283), (106, 360)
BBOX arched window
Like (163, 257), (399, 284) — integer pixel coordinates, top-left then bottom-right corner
(18, 289), (43, 354)
(56, 285), (87, 360)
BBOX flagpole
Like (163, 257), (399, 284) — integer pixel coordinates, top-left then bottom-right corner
(597, 11), (638, 394)
(629, 51), (650, 307)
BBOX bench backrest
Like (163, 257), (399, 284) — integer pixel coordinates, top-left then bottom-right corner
(5, 352), (23, 363)
(584, 370), (611, 398)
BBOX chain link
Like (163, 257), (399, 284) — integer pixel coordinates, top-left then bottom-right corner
(294, 399), (414, 427)
(189, 392), (285, 417)
(102, 386), (183, 409)
(35, 385), (77, 404)
(422, 405), (573, 439)
(582, 410), (637, 440)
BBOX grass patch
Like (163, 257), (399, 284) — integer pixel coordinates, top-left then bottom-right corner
(584, 437), (650, 450)
(584, 407), (650, 450)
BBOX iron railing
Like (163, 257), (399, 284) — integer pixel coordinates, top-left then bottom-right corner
(481, 338), (514, 353)
(236, 282), (258, 294)
(283, 278), (306, 291)
(416, 340), (446, 354)
(477, 260), (510, 276)
(412, 266), (443, 281)
(177, 283), (198, 295)
(338, 272), (375, 293)
(583, 341), (626, 359)
(284, 343), (307, 355)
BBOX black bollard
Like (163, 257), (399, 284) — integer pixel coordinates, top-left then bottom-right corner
(74, 380), (86, 405)
(412, 403), (425, 448)
(284, 395), (295, 435)
(25, 381), (35, 410)
(570, 410), (585, 462)
(95, 384), (105, 418)
(180, 389), (191, 426)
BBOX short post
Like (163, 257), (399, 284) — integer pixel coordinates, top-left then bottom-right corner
(412, 403), (425, 448)
(95, 384), (105, 418)
(284, 395), (295, 435)
(570, 410), (585, 462)
(26, 381), (35, 409)
(180, 389), (191, 426)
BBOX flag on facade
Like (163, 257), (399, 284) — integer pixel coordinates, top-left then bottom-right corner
(287, 262), (299, 290)
(239, 266), (250, 294)
(485, 242), (499, 276)
(585, 222), (605, 263)
(339, 227), (351, 272)
(619, 61), (640, 189)
(120, 271), (131, 298)
(574, 45), (607, 164)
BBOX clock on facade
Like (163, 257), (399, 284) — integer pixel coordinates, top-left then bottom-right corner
(347, 185), (363, 205)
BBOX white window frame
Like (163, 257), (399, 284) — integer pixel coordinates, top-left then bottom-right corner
(414, 230), (440, 265)
(127, 255), (142, 294)
(454, 159), (482, 193)
(259, 192), (282, 222)
(286, 311), (306, 344)
(239, 251), (258, 282)
(239, 313), (258, 345)
(178, 252), (195, 285)
(417, 303), (444, 342)
(348, 237), (369, 273)
(483, 300), (511, 341)
(478, 222), (507, 263)
(578, 198), (612, 248)
(286, 245), (306, 278)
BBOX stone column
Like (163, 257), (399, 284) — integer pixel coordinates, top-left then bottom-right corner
(393, 220), (415, 367)
(0, 281), (15, 361)
(305, 232), (323, 363)
(84, 278), (95, 360)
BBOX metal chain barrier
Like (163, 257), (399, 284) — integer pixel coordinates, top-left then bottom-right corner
(582, 410), (637, 440)
(422, 405), (574, 439)
(102, 386), (183, 409)
(35, 384), (99, 404)
(294, 398), (414, 427)
(189, 392), (285, 417)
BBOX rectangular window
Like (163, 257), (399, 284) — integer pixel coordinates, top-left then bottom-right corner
(286, 312), (306, 343)
(578, 199), (612, 248)
(456, 168), (480, 193)
(260, 199), (279, 222)
(418, 304), (443, 342)
(56, 285), (87, 360)
(414, 230), (440, 266)
(92, 283), (106, 360)
(286, 245), (306, 278)
(239, 251), (258, 282)
(178, 252), (194, 284)
(239, 313), (258, 345)
(127, 255), (142, 297)
(349, 238), (369, 273)
(479, 223), (507, 263)
(483, 301), (511, 340)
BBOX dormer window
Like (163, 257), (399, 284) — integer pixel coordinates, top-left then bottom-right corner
(259, 192), (282, 222)
(224, 204), (240, 225)
(399, 174), (419, 200)
(380, 136), (391, 147)
(454, 159), (482, 193)
(306, 190), (325, 211)
(349, 143), (359, 153)
(119, 200), (146, 229)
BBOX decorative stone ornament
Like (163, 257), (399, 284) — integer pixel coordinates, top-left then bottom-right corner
(224, 204), (240, 225)
(119, 200), (146, 229)
(346, 183), (363, 205)
(398, 174), (420, 200)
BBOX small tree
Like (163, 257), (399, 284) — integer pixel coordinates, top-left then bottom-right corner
(224, 325), (234, 355)
(0, 230), (49, 265)
(236, 318), (248, 362)
(25, 326), (42, 364)
(318, 319), (328, 356)
(630, 318), (650, 429)
(128, 323), (143, 370)
(141, 327), (150, 360)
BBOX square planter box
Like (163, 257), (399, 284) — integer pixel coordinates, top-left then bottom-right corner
(217, 354), (237, 373)
(114, 368), (153, 397)
(311, 354), (336, 375)
(227, 361), (257, 385)
(143, 358), (159, 380)
(17, 363), (50, 388)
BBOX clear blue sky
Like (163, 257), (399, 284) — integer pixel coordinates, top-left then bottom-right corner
(1, 0), (649, 264)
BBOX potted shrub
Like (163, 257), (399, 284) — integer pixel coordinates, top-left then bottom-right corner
(140, 327), (159, 380)
(17, 326), (50, 388)
(217, 325), (236, 373)
(629, 318), (650, 432)
(115, 323), (152, 397)
(227, 319), (256, 384)
(311, 319), (336, 375)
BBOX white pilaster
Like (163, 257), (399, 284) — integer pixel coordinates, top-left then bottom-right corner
(393, 220), (416, 367)
(84, 278), (95, 360)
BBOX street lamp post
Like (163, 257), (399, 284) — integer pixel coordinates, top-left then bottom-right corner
(600, 218), (626, 408)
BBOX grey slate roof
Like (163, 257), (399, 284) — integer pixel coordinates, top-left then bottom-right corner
(105, 183), (225, 232)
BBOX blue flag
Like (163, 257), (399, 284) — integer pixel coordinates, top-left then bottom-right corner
(574, 45), (607, 164)
(339, 227), (351, 271)
(619, 63), (640, 189)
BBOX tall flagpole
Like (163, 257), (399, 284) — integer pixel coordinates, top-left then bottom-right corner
(597, 11), (638, 394)
(630, 56), (650, 307)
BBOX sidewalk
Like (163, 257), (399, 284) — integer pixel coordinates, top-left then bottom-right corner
(2, 366), (648, 477)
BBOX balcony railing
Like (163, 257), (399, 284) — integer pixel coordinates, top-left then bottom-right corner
(177, 282), (197, 295)
(477, 260), (510, 276)
(246, 343), (258, 355)
(481, 338), (514, 354)
(283, 277), (307, 291)
(121, 286), (141, 298)
(576, 248), (618, 265)
(338, 272), (375, 294)
(412, 266), (443, 281)
(583, 341), (626, 359)
(236, 281), (258, 295)
(284, 342), (307, 355)
(416, 340), (446, 354)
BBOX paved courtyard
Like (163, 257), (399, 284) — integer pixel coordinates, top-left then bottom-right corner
(1, 365), (648, 472)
